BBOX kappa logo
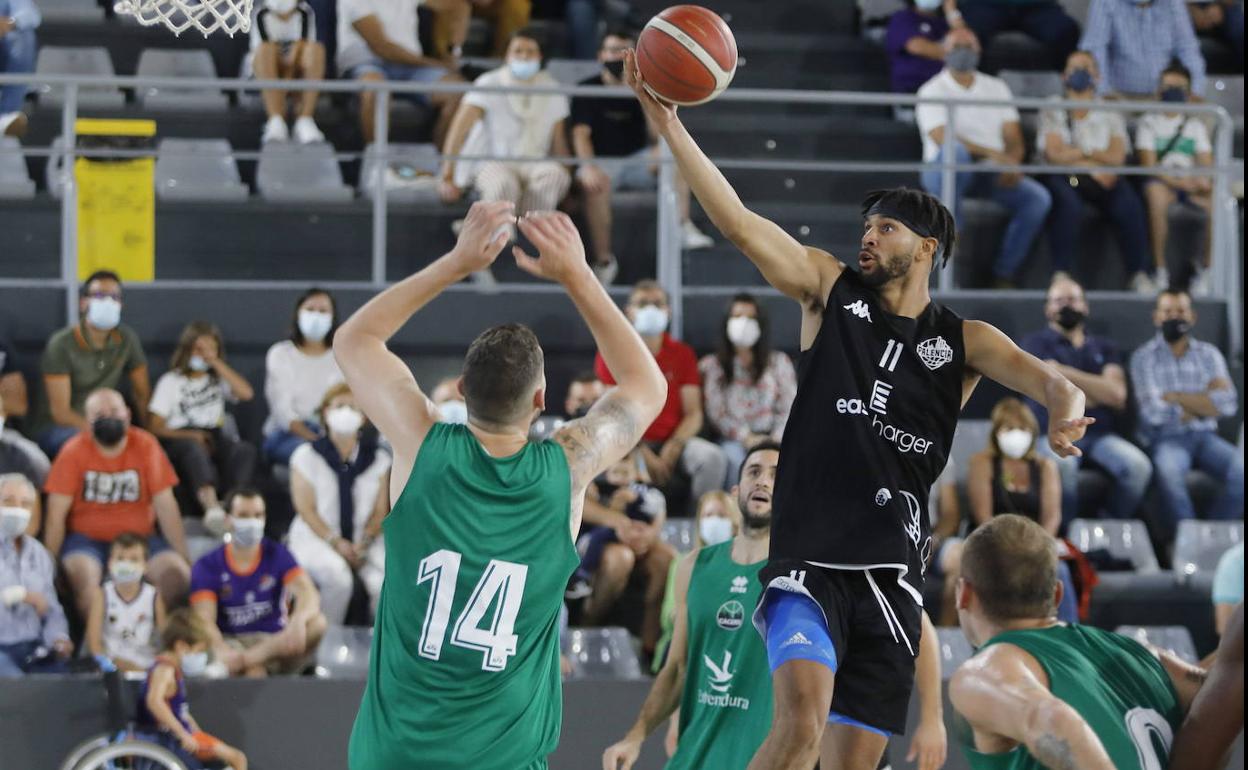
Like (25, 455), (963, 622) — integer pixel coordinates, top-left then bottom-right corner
(917, 336), (953, 370)
(781, 632), (812, 648)
(730, 576), (749, 594)
(704, 650), (735, 693)
(843, 300), (873, 323)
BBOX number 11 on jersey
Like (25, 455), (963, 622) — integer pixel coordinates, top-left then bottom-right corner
(416, 549), (529, 672)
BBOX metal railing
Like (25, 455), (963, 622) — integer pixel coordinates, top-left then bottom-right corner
(0, 71), (1241, 351)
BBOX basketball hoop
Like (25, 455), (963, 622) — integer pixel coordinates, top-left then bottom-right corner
(113, 0), (252, 36)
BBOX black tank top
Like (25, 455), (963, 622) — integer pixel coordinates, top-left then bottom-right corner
(991, 456), (1043, 522)
(770, 269), (966, 598)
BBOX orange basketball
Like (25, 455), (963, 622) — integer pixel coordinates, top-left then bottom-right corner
(636, 5), (737, 107)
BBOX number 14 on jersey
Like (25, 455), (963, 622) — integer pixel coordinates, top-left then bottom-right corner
(416, 550), (529, 672)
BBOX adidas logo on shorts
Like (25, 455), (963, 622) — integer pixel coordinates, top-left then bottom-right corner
(781, 632), (812, 648)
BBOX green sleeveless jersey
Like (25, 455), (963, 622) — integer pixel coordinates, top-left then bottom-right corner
(668, 541), (772, 770)
(964, 624), (1182, 770)
(348, 423), (579, 770)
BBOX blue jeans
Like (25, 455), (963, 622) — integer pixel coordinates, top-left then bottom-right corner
(262, 421), (320, 465)
(921, 143), (1052, 281)
(1149, 430), (1245, 527)
(0, 640), (68, 677)
(565, 0), (601, 60)
(1053, 433), (1154, 523)
(1042, 175), (1148, 276)
(0, 25), (36, 115)
(960, 0), (1080, 69)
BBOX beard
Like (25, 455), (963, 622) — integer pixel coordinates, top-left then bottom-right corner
(860, 249), (914, 288)
(738, 491), (772, 531)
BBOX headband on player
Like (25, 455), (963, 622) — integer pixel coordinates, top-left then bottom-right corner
(862, 189), (953, 268)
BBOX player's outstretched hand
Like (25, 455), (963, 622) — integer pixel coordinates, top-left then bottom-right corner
(906, 715), (948, 770)
(513, 211), (594, 285)
(623, 49), (678, 130)
(602, 736), (642, 770)
(1049, 416), (1095, 458)
(450, 200), (515, 273)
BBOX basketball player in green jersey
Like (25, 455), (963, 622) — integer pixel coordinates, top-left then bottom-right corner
(951, 514), (1207, 770)
(334, 201), (668, 770)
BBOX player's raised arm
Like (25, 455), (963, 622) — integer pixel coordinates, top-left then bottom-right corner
(950, 644), (1116, 770)
(334, 201), (517, 464)
(623, 50), (840, 306)
(1169, 604), (1244, 770)
(963, 321), (1093, 458)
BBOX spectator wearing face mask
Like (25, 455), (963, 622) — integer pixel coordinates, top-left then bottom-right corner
(262, 288), (343, 465)
(595, 281), (729, 511)
(149, 322), (256, 537)
(1137, 62), (1214, 294)
(1187, 0), (1244, 60)
(1038, 51), (1153, 293)
(917, 28), (1052, 288)
(698, 293), (795, 485)
(0, 473), (71, 677)
(564, 371), (605, 420)
(1081, 0), (1207, 98)
(86, 532), (166, 672)
(33, 270), (151, 459)
(886, 0), (964, 98)
(288, 383), (390, 624)
(252, 0), (327, 144)
(955, 0), (1081, 70)
(42, 388), (190, 619)
(1130, 289), (1242, 532)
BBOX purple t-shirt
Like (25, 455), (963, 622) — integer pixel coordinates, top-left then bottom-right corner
(190, 539), (302, 635)
(885, 9), (949, 94)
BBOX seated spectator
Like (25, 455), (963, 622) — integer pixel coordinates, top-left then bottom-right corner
(85, 532), (166, 672)
(136, 609), (248, 770)
(1137, 62), (1214, 293)
(33, 270), (151, 459)
(262, 288), (343, 465)
(1130, 289), (1242, 532)
(430, 376), (468, 424)
(42, 388), (190, 618)
(886, 0), (959, 99)
(1081, 0), (1207, 98)
(1038, 51), (1153, 293)
(967, 397), (1061, 534)
(0, 335), (27, 424)
(252, 0), (327, 144)
(917, 29), (1052, 288)
(0, 0), (39, 138)
(1212, 542), (1243, 635)
(149, 322), (257, 536)
(954, 0), (1080, 69)
(0, 397), (48, 486)
(570, 27), (713, 284)
(564, 370), (605, 419)
(191, 489), (325, 677)
(595, 281), (728, 510)
(0, 473), (71, 677)
(1188, 0), (1244, 60)
(288, 384), (390, 624)
(698, 293), (795, 482)
(578, 447), (674, 658)
(1021, 276), (1152, 523)
(431, 0), (531, 59)
(336, 0), (463, 145)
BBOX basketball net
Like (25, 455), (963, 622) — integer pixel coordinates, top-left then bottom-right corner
(113, 0), (252, 36)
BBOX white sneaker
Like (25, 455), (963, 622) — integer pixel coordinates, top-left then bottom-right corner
(202, 505), (228, 537)
(1190, 268), (1212, 297)
(262, 116), (289, 143)
(1128, 271), (1155, 294)
(591, 255), (619, 285)
(1154, 267), (1170, 291)
(681, 220), (714, 250)
(293, 116), (325, 144)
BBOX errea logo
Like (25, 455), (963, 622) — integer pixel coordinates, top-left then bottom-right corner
(843, 300), (873, 323)
(730, 576), (748, 594)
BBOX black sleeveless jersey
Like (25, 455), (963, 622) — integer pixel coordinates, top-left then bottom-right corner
(770, 268), (966, 599)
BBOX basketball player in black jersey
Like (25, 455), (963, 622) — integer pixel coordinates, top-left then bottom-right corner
(625, 53), (1094, 770)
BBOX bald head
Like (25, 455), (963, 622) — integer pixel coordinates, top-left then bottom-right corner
(0, 473), (37, 511)
(945, 26), (980, 52)
(84, 389), (128, 422)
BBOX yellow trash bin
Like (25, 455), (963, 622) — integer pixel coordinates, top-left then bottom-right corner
(74, 118), (156, 283)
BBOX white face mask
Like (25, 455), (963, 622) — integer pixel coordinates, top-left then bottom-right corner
(181, 650), (209, 676)
(109, 559), (144, 584)
(439, 400), (469, 425)
(298, 309), (333, 343)
(87, 297), (122, 331)
(508, 58), (541, 81)
(726, 316), (761, 349)
(699, 516), (734, 546)
(632, 306), (669, 337)
(997, 429), (1034, 460)
(326, 405), (364, 436)
(188, 355), (211, 373)
(0, 506), (31, 539)
(231, 518), (266, 547)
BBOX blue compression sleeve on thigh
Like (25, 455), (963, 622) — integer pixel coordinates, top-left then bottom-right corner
(763, 589), (839, 674)
(827, 711), (892, 738)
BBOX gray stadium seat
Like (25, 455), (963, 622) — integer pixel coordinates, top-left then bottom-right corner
(528, 415), (565, 442)
(660, 518), (697, 554)
(359, 143), (441, 202)
(34, 46), (126, 109)
(186, 534), (221, 563)
(999, 70), (1064, 100)
(315, 625), (373, 678)
(936, 627), (974, 677)
(256, 142), (352, 203)
(1067, 519), (1160, 573)
(1116, 625), (1198, 664)
(137, 49), (228, 110)
(0, 137), (35, 199)
(565, 627), (643, 680)
(1173, 520), (1245, 584)
(948, 419), (991, 486)
(156, 138), (248, 202)
(546, 59), (603, 86)
(1207, 76), (1245, 130)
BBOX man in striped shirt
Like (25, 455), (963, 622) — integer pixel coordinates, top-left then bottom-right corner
(1129, 289), (1242, 531)
(1080, 0), (1207, 97)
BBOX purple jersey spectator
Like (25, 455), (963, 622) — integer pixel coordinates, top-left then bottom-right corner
(886, 6), (951, 93)
(190, 540), (302, 635)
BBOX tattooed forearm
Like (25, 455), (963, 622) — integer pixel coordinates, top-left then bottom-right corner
(553, 391), (643, 491)
(1032, 734), (1078, 770)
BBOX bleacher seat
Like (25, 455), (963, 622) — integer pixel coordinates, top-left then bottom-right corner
(186, 534), (220, 563)
(358, 143), (441, 202)
(936, 627), (974, 677)
(546, 59), (602, 86)
(34, 46), (126, 109)
(0, 138), (36, 200)
(999, 70), (1064, 100)
(315, 625), (373, 679)
(1116, 625), (1199, 663)
(1208, 76), (1245, 130)
(660, 518), (697, 554)
(256, 142), (352, 203)
(1173, 520), (1245, 584)
(136, 48), (228, 110)
(1067, 519), (1160, 573)
(156, 138), (248, 202)
(528, 415), (565, 442)
(565, 627), (643, 680)
(948, 419), (991, 485)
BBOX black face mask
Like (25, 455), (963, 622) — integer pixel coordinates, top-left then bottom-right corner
(1055, 306), (1086, 331)
(604, 60), (625, 79)
(92, 417), (127, 446)
(1161, 318), (1191, 343)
